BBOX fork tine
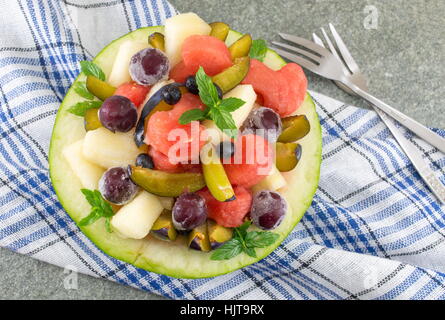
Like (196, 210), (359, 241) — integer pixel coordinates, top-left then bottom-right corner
(269, 47), (319, 71)
(279, 33), (333, 57)
(271, 41), (321, 61)
(320, 27), (343, 65)
(328, 23), (360, 73)
(312, 33), (325, 47)
(314, 32), (356, 95)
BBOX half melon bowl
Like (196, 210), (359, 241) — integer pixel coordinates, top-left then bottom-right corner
(49, 26), (322, 279)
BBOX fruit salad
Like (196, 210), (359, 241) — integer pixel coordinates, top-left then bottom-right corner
(49, 12), (322, 278)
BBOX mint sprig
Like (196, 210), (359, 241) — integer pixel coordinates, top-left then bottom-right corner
(210, 238), (243, 260)
(210, 221), (279, 260)
(179, 67), (245, 138)
(249, 39), (268, 62)
(78, 189), (115, 233)
(73, 81), (94, 100)
(67, 101), (102, 116)
(80, 61), (106, 81)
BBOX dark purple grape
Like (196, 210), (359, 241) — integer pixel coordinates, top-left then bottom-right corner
(172, 193), (207, 231)
(99, 95), (137, 132)
(185, 76), (199, 94)
(217, 141), (235, 159)
(162, 84), (182, 105)
(251, 190), (287, 230)
(242, 107), (282, 142)
(135, 153), (154, 169)
(129, 48), (170, 86)
(99, 167), (139, 205)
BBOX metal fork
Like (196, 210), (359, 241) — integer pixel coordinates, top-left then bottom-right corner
(270, 31), (445, 155)
(271, 25), (445, 204)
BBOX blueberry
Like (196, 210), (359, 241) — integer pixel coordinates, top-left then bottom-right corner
(214, 83), (223, 99)
(162, 84), (182, 105)
(135, 153), (154, 169)
(185, 76), (199, 95)
(217, 141), (235, 159)
(185, 76), (223, 99)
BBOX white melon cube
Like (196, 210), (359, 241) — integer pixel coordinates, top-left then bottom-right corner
(82, 127), (140, 168)
(63, 139), (105, 190)
(252, 165), (287, 193)
(164, 13), (211, 66)
(225, 84), (257, 128)
(111, 191), (164, 239)
(157, 196), (174, 210)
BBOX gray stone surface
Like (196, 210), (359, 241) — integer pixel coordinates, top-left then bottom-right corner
(1, 0), (443, 300)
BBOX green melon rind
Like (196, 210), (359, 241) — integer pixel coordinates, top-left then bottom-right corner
(49, 26), (322, 278)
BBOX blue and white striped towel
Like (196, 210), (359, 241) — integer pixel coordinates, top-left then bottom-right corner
(1, 0), (444, 300)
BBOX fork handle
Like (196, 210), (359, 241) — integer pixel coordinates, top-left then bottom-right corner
(374, 108), (445, 204)
(342, 80), (445, 154)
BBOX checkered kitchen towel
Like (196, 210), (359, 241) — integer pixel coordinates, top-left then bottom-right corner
(1, 0), (445, 300)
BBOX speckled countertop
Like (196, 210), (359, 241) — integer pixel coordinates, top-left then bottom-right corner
(1, 0), (443, 300)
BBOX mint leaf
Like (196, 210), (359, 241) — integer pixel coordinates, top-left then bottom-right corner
(210, 221), (279, 260)
(211, 238), (243, 260)
(195, 67), (219, 107)
(67, 101), (102, 116)
(73, 81), (94, 100)
(181, 67), (246, 136)
(78, 189), (115, 232)
(104, 218), (112, 233)
(243, 246), (257, 258)
(79, 208), (101, 226)
(249, 39), (268, 61)
(210, 109), (237, 138)
(219, 97), (245, 112)
(178, 108), (206, 125)
(80, 61), (106, 81)
(236, 221), (252, 239)
(81, 189), (97, 206)
(245, 231), (280, 248)
(95, 190), (114, 218)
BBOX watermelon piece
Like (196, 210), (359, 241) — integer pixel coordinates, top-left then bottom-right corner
(181, 162), (202, 173)
(149, 147), (202, 173)
(169, 61), (194, 83)
(168, 92), (205, 118)
(145, 93), (207, 162)
(181, 35), (233, 76)
(223, 134), (273, 188)
(242, 59), (307, 116)
(148, 147), (183, 173)
(114, 81), (150, 107)
(279, 63), (308, 115)
(198, 186), (252, 228)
